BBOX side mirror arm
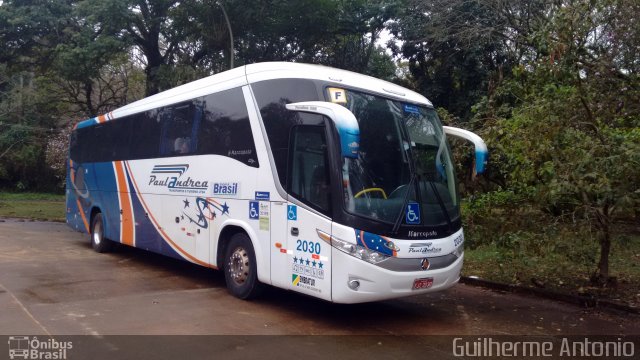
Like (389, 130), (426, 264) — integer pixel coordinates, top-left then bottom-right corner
(285, 101), (360, 158)
(443, 126), (488, 174)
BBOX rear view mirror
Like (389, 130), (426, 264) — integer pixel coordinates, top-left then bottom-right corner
(443, 126), (488, 174)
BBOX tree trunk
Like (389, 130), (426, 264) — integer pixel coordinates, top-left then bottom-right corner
(84, 81), (95, 116)
(593, 204), (613, 286)
(596, 224), (611, 284)
(145, 65), (160, 97)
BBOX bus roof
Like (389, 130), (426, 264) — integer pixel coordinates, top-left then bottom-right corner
(76, 62), (432, 128)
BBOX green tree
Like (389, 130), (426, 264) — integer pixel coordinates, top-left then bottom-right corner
(0, 0), (136, 116)
(390, 0), (552, 121)
(485, 0), (640, 284)
(0, 70), (63, 191)
(316, 0), (398, 79)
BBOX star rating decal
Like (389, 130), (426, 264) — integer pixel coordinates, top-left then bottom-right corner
(294, 257), (324, 268)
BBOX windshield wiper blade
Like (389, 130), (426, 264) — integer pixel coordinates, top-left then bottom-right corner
(427, 180), (452, 231)
(391, 172), (417, 234)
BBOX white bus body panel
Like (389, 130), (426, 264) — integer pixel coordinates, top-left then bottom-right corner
(71, 62), (469, 303)
(245, 62), (432, 107)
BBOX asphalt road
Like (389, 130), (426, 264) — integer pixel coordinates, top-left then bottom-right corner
(1, 218), (637, 338)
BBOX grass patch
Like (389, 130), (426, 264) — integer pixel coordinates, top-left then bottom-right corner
(0, 192), (65, 222)
(0, 192), (64, 201)
(462, 205), (640, 308)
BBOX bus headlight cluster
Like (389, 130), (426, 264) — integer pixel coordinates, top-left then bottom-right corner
(331, 236), (388, 264)
(451, 232), (464, 258)
(451, 243), (464, 258)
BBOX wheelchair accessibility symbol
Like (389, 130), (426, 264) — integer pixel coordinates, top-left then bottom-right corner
(406, 202), (420, 225)
(287, 205), (297, 221)
(249, 201), (259, 220)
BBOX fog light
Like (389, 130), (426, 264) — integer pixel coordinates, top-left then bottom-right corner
(348, 279), (360, 291)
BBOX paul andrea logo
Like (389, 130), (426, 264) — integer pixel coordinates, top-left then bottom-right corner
(8, 336), (72, 360)
(409, 242), (442, 254)
(149, 164), (209, 194)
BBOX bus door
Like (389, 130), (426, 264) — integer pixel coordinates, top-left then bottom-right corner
(284, 125), (333, 301)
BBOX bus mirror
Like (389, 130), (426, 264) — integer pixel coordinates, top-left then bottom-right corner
(443, 126), (488, 175)
(285, 101), (360, 158)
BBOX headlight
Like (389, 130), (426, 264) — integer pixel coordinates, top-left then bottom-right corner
(451, 232), (464, 258)
(451, 241), (464, 258)
(451, 243), (464, 258)
(331, 235), (389, 264)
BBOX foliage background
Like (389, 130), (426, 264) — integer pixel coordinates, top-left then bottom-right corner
(0, 0), (638, 301)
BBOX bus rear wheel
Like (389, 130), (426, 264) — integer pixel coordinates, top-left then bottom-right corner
(224, 233), (264, 300)
(91, 213), (113, 253)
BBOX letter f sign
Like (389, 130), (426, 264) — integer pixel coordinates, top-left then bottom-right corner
(328, 88), (347, 104)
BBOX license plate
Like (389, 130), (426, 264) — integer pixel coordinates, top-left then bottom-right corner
(412, 277), (434, 290)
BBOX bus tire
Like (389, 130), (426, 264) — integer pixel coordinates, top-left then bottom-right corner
(91, 212), (113, 253)
(224, 232), (264, 300)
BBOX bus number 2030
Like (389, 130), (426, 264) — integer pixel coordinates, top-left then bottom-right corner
(297, 240), (321, 255)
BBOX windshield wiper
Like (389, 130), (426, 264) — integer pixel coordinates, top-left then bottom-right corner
(391, 116), (422, 235)
(427, 180), (453, 231)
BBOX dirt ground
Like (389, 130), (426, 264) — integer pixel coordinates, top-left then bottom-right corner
(1, 218), (638, 358)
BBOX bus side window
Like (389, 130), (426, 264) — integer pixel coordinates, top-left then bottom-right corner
(287, 125), (331, 214)
(252, 78), (324, 186)
(99, 119), (131, 161)
(129, 111), (162, 160)
(197, 88), (258, 167)
(69, 130), (80, 162)
(159, 103), (196, 156)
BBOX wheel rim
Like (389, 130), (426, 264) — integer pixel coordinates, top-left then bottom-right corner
(228, 246), (250, 285)
(93, 220), (102, 246)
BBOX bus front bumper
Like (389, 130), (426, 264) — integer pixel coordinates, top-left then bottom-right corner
(331, 248), (463, 304)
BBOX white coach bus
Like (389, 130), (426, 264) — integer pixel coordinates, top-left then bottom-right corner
(66, 62), (487, 303)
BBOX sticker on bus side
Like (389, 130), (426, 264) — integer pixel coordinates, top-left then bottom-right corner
(255, 191), (270, 201)
(212, 182), (239, 197)
(259, 202), (269, 231)
(287, 205), (297, 221)
(292, 274), (321, 293)
(249, 201), (259, 220)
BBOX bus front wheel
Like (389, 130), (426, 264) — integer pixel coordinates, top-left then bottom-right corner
(224, 233), (264, 300)
(91, 213), (113, 253)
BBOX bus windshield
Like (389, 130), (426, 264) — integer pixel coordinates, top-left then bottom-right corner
(337, 90), (458, 228)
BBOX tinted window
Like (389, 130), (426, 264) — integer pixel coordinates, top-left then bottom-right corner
(108, 118), (132, 160)
(71, 126), (96, 163)
(252, 79), (323, 187)
(87, 120), (132, 162)
(160, 102), (197, 156)
(129, 111), (162, 159)
(70, 86), (255, 164)
(287, 125), (331, 213)
(69, 130), (80, 162)
(197, 88), (258, 167)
